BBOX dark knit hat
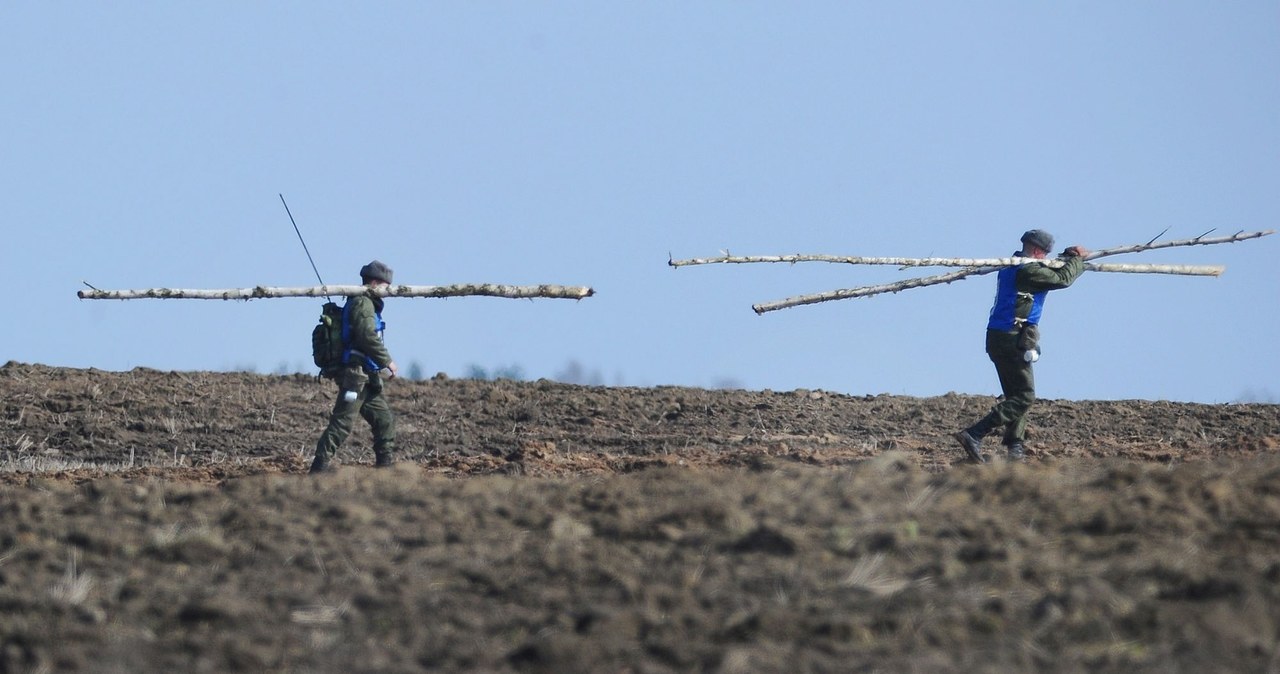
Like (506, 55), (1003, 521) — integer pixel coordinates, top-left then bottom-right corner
(359, 260), (394, 284)
(1020, 229), (1055, 253)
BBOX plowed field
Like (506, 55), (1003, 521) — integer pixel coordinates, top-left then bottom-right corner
(1, 362), (1278, 672)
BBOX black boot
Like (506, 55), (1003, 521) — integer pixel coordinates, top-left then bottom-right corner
(954, 429), (986, 464)
(1005, 442), (1026, 462)
(373, 439), (395, 468)
(309, 454), (332, 474)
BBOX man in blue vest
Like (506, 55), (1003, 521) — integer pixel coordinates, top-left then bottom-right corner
(955, 230), (1089, 463)
(311, 260), (400, 473)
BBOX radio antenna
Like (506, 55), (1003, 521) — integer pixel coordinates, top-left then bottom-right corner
(279, 193), (329, 300)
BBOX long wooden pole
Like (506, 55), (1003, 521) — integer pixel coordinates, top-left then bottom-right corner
(749, 229), (1273, 314)
(673, 229), (1272, 270)
(77, 283), (595, 301)
(671, 254), (1223, 276)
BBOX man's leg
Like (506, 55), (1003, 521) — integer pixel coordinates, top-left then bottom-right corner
(957, 331), (1030, 463)
(312, 369), (368, 473)
(987, 359), (1035, 434)
(984, 335), (1036, 459)
(360, 378), (396, 467)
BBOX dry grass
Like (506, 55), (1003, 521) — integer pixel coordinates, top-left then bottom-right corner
(48, 550), (93, 606)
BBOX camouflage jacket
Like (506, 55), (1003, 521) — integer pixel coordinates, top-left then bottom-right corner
(343, 294), (393, 371)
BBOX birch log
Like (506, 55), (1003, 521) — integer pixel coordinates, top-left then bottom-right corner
(751, 229), (1273, 314)
(671, 254), (1223, 276)
(753, 279), (957, 314)
(77, 283), (595, 301)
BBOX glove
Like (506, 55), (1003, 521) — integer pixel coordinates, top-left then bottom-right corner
(1062, 246), (1089, 258)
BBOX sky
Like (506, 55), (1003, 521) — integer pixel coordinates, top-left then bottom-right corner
(3, 2), (1277, 403)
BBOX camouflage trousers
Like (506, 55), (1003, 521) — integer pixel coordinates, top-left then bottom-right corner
(314, 366), (396, 466)
(975, 329), (1036, 445)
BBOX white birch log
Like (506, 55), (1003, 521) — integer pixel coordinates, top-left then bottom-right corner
(77, 283), (595, 301)
(1082, 263), (1223, 276)
(750, 229), (1273, 314)
(753, 279), (950, 314)
(671, 253), (1222, 275)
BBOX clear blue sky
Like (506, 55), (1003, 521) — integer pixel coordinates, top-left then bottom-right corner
(4, 2), (1277, 403)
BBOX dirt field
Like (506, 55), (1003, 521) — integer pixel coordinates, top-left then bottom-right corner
(1, 361), (1278, 672)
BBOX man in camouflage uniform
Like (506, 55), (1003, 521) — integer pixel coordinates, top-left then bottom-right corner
(311, 260), (400, 473)
(955, 230), (1089, 463)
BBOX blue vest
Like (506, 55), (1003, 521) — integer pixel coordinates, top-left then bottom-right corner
(340, 300), (386, 372)
(987, 262), (1047, 331)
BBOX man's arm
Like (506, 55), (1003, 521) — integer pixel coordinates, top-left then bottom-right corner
(1018, 249), (1088, 292)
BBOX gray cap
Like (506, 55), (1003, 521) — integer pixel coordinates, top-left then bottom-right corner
(1020, 229), (1054, 253)
(359, 260), (394, 284)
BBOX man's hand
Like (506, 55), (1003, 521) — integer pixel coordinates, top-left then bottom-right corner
(1063, 246), (1090, 258)
(384, 361), (399, 379)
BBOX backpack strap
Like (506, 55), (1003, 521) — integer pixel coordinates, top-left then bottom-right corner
(340, 299), (380, 372)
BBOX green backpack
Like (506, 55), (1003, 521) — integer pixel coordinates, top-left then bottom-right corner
(311, 301), (346, 373)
